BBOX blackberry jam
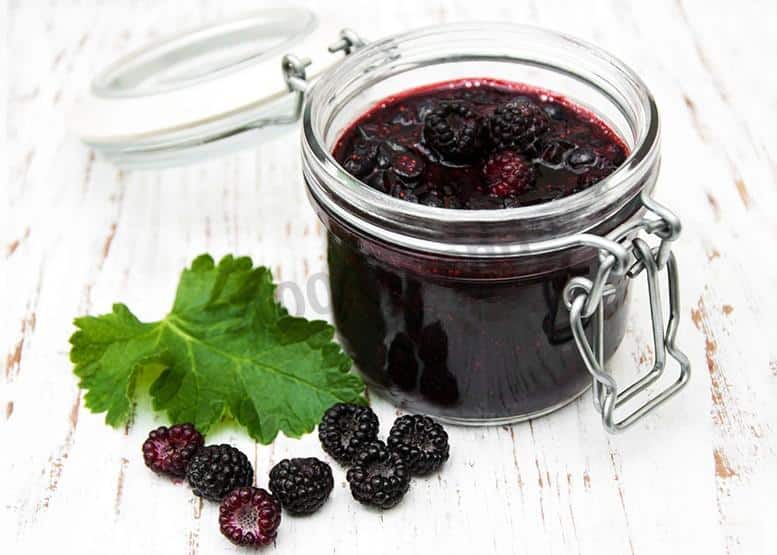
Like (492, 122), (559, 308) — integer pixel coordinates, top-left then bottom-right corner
(326, 223), (631, 420)
(332, 80), (628, 210)
(302, 24), (668, 424)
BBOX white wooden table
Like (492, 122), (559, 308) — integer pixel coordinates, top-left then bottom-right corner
(4, 1), (777, 553)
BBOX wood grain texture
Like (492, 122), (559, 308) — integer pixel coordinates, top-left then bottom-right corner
(2, 1), (776, 553)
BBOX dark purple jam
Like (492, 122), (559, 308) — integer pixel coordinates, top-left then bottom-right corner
(323, 79), (634, 421)
(332, 79), (628, 209)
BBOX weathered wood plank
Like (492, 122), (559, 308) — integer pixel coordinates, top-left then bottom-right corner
(3, 1), (776, 554)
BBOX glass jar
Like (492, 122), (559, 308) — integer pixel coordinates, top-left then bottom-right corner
(301, 24), (690, 430)
(73, 13), (689, 432)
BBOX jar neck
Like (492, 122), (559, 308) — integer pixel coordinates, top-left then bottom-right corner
(301, 23), (660, 258)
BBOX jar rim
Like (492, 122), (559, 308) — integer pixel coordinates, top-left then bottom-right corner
(302, 22), (660, 256)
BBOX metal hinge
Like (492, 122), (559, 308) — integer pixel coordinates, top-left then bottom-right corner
(563, 191), (691, 433)
(280, 29), (366, 123)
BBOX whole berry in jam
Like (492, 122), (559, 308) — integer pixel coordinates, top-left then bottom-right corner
(346, 441), (411, 509)
(343, 143), (377, 177)
(489, 99), (550, 154)
(422, 103), (486, 162)
(482, 150), (537, 198)
(391, 149), (425, 180)
(219, 487), (281, 547)
(268, 458), (334, 515)
(186, 444), (254, 502)
(142, 423), (204, 478)
(318, 403), (380, 466)
(387, 415), (450, 476)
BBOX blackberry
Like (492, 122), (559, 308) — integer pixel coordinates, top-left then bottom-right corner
(379, 141), (426, 182)
(482, 150), (537, 197)
(342, 138), (379, 177)
(351, 141), (425, 198)
(186, 444), (254, 502)
(318, 403), (380, 466)
(489, 99), (550, 153)
(219, 487), (281, 547)
(390, 149), (425, 181)
(346, 441), (411, 509)
(142, 423), (204, 479)
(268, 458), (334, 515)
(422, 103), (486, 162)
(387, 415), (450, 475)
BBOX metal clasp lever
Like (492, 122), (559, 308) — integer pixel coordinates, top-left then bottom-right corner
(280, 29), (367, 123)
(282, 28), (367, 94)
(564, 195), (691, 433)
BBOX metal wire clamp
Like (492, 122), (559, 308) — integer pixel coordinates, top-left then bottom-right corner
(563, 192), (691, 432)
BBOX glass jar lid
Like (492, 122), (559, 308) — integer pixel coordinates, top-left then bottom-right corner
(69, 6), (346, 169)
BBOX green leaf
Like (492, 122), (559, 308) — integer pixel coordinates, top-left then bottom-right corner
(70, 254), (366, 443)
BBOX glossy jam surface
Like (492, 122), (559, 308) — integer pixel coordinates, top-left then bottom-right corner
(332, 79), (629, 209)
(325, 79), (634, 421)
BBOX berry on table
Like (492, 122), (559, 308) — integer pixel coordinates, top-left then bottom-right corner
(387, 415), (450, 475)
(186, 444), (254, 502)
(268, 458), (334, 515)
(141, 423), (204, 479)
(346, 441), (411, 509)
(489, 99), (550, 153)
(219, 487), (281, 547)
(318, 403), (380, 466)
(482, 150), (537, 197)
(422, 103), (486, 162)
